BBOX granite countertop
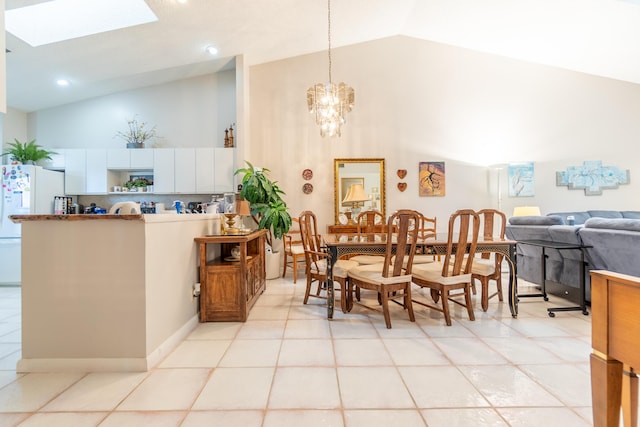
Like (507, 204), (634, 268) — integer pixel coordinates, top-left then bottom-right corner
(10, 214), (144, 222)
(9, 214), (221, 223)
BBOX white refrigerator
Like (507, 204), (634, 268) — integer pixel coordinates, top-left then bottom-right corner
(0, 164), (65, 285)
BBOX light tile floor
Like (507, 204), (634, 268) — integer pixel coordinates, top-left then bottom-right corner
(0, 275), (627, 427)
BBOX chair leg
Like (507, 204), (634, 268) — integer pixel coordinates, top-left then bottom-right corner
(303, 277), (312, 304)
(480, 277), (490, 312)
(471, 278), (477, 295)
(465, 283), (476, 321)
(441, 289), (452, 326)
(431, 288), (440, 303)
(338, 278), (348, 314)
(381, 289), (392, 329)
(347, 280), (355, 312)
(292, 256), (297, 284)
(282, 253), (288, 279)
(405, 284), (415, 322)
(496, 276), (503, 302)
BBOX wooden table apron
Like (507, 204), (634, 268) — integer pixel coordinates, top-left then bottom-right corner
(322, 233), (518, 319)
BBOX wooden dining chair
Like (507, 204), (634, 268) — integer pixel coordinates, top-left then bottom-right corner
(471, 209), (507, 311)
(299, 211), (359, 313)
(411, 209), (480, 326)
(356, 210), (386, 233)
(347, 209), (421, 328)
(414, 213), (439, 264)
(282, 217), (305, 283)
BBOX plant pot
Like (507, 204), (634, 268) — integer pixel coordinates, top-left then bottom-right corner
(126, 142), (144, 149)
(265, 251), (281, 280)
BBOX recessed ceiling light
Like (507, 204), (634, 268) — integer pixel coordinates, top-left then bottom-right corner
(56, 79), (70, 87)
(206, 46), (219, 55)
(5, 0), (158, 47)
(177, 0), (188, 3)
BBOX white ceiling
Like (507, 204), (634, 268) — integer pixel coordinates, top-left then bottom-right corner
(6, 0), (640, 112)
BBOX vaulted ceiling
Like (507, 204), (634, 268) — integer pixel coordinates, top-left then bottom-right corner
(6, 0), (640, 112)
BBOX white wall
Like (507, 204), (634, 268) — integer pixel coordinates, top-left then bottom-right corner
(25, 70), (236, 150)
(2, 107), (28, 156)
(248, 36), (640, 230)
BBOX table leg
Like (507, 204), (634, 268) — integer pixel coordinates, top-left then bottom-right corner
(591, 353), (623, 427)
(507, 243), (518, 318)
(622, 368), (638, 427)
(326, 246), (336, 319)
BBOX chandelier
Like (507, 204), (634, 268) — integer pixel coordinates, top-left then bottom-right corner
(307, 0), (355, 138)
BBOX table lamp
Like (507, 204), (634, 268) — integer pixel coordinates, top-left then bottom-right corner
(512, 206), (541, 217)
(342, 183), (370, 225)
(236, 200), (251, 234)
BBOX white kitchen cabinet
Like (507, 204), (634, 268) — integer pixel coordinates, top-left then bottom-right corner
(42, 149), (66, 170)
(64, 149), (86, 195)
(174, 148), (196, 193)
(195, 148), (215, 193)
(106, 149), (130, 169)
(214, 147), (235, 192)
(86, 149), (108, 194)
(130, 149), (154, 169)
(153, 148), (175, 194)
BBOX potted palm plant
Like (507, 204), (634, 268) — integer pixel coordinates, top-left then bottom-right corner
(1, 139), (57, 164)
(235, 161), (292, 279)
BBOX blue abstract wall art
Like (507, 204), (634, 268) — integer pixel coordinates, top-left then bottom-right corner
(556, 161), (630, 196)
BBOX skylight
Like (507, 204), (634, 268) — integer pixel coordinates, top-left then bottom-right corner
(5, 0), (158, 47)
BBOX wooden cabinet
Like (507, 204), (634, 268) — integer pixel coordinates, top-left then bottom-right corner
(195, 230), (267, 322)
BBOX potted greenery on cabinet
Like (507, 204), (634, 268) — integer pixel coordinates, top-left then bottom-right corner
(1, 139), (57, 164)
(235, 161), (292, 279)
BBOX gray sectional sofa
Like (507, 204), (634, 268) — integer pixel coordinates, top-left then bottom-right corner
(505, 210), (640, 303)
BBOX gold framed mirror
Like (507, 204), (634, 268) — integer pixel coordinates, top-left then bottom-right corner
(334, 158), (386, 224)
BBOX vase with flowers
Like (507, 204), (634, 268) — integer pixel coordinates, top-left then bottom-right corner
(114, 116), (158, 149)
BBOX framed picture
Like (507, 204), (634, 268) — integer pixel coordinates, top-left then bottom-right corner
(508, 162), (534, 197)
(340, 177), (364, 206)
(419, 162), (445, 196)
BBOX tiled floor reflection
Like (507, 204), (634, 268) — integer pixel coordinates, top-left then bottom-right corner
(0, 275), (611, 426)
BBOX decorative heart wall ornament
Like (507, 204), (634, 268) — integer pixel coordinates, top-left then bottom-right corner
(397, 169), (407, 179)
(397, 182), (407, 192)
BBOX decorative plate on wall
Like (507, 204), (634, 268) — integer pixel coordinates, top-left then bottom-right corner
(302, 169), (313, 180)
(302, 183), (313, 194)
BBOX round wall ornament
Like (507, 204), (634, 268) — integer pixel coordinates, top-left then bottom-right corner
(302, 183), (313, 194)
(302, 169), (313, 180)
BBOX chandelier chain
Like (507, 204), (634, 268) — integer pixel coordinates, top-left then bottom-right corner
(327, 0), (332, 83)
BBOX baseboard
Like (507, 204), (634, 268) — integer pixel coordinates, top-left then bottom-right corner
(16, 315), (199, 373)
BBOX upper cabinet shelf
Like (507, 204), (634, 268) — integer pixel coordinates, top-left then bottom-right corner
(45, 147), (234, 196)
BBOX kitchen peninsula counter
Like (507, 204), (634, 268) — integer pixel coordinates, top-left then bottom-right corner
(11, 213), (221, 372)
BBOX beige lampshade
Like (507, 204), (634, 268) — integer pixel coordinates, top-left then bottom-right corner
(513, 206), (541, 216)
(342, 184), (369, 204)
(236, 200), (251, 216)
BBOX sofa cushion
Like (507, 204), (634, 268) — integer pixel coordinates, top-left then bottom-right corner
(547, 211), (590, 225)
(508, 215), (564, 226)
(621, 211), (640, 219)
(584, 218), (640, 232)
(587, 210), (623, 219)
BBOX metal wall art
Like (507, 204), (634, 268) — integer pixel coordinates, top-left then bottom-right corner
(556, 160), (630, 196)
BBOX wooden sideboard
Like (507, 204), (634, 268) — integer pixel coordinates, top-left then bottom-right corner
(194, 229), (267, 322)
(327, 224), (359, 234)
(590, 270), (639, 427)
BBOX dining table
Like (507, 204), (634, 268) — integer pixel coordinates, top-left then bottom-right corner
(322, 232), (518, 320)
